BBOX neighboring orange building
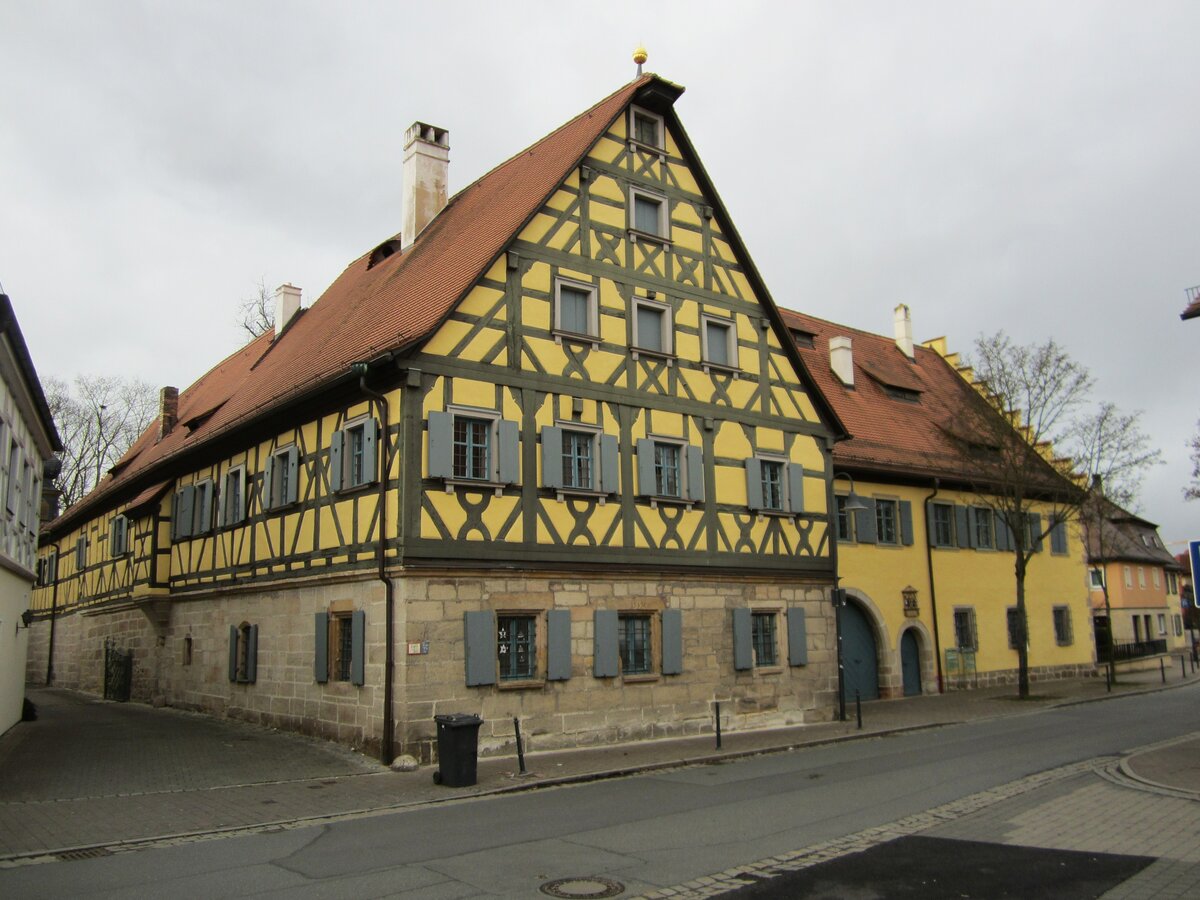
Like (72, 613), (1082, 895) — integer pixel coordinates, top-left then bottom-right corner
(1085, 500), (1186, 656)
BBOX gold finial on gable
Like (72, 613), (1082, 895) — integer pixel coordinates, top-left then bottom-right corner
(633, 45), (648, 76)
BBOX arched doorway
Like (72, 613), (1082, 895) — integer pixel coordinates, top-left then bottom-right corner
(841, 601), (879, 702)
(900, 629), (922, 696)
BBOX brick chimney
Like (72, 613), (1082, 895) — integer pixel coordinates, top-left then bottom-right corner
(830, 337), (854, 387)
(273, 283), (302, 339)
(402, 122), (450, 249)
(159, 386), (178, 439)
(894, 303), (915, 360)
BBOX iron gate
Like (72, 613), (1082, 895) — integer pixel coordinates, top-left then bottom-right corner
(103, 640), (132, 702)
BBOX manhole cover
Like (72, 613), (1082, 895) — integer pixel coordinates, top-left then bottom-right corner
(539, 876), (624, 898)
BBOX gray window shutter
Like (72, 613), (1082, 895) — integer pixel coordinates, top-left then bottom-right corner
(363, 418), (379, 483)
(856, 499), (877, 544)
(314, 612), (329, 683)
(286, 447), (299, 504)
(541, 426), (563, 489)
(744, 458), (763, 510)
(636, 439), (655, 495)
(547, 609), (572, 681)
(599, 435), (618, 493)
(965, 507), (978, 548)
(593, 609), (619, 677)
(1051, 521), (1067, 554)
(263, 455), (275, 510)
(956, 505), (970, 549)
(216, 477), (227, 527)
(1029, 513), (1043, 552)
(899, 501), (913, 546)
(428, 412), (453, 479)
(497, 419), (519, 484)
(171, 491), (180, 540)
(228, 625), (238, 682)
(995, 512), (1011, 551)
(733, 607), (753, 671)
(329, 429), (344, 492)
(787, 608), (808, 666)
(686, 446), (705, 502)
(788, 464), (806, 514)
(177, 485), (195, 539)
(350, 609), (365, 686)
(198, 486), (212, 534)
(246, 625), (258, 684)
(464, 610), (496, 686)
(661, 608), (683, 675)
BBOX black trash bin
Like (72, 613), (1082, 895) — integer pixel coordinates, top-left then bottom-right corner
(433, 713), (483, 787)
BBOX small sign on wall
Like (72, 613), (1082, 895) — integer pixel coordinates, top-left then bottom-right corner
(407, 641), (430, 656)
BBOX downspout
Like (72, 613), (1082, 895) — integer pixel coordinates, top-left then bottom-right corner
(827, 468), (846, 721)
(46, 541), (60, 685)
(924, 479), (945, 693)
(353, 364), (395, 765)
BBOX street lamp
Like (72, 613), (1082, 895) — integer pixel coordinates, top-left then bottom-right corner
(831, 473), (867, 721)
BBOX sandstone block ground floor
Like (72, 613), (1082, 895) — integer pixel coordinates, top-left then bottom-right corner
(24, 568), (840, 762)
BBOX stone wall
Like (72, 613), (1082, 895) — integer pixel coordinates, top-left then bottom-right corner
(394, 570), (836, 763)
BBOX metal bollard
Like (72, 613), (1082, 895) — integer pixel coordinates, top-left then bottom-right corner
(855, 689), (862, 730)
(1106, 665), (1112, 693)
(513, 716), (527, 776)
(1183, 656), (1188, 680)
(714, 701), (722, 749)
(1161, 658), (1167, 684)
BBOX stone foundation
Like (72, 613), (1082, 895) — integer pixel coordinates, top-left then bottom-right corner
(943, 662), (1099, 691)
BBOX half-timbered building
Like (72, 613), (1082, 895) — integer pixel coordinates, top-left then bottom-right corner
(29, 75), (846, 761)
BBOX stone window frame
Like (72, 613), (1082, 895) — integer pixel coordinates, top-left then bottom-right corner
(627, 185), (671, 245)
(495, 610), (546, 689)
(617, 610), (659, 682)
(628, 104), (666, 155)
(699, 313), (740, 376)
(552, 276), (600, 347)
(630, 294), (675, 362)
(750, 608), (782, 671)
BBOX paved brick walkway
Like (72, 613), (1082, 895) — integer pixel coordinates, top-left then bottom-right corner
(1, 660), (1198, 869)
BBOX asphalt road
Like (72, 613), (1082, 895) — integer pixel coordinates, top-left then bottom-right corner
(3, 687), (1197, 899)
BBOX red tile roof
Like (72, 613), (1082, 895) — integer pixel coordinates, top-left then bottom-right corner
(49, 76), (655, 534)
(782, 308), (1041, 486)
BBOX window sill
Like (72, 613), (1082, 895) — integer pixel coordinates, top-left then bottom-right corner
(337, 481), (378, 498)
(627, 138), (667, 160)
(627, 228), (671, 247)
(444, 478), (508, 497)
(701, 361), (740, 379)
(553, 329), (600, 350)
(631, 347), (676, 365)
(751, 509), (798, 520)
(644, 495), (695, 510)
(754, 665), (783, 675)
(498, 678), (545, 691)
(622, 673), (659, 684)
(554, 488), (613, 505)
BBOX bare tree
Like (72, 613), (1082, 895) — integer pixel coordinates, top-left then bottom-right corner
(44, 375), (158, 511)
(1066, 404), (1163, 682)
(1185, 422), (1200, 501)
(237, 279), (275, 340)
(963, 332), (1093, 698)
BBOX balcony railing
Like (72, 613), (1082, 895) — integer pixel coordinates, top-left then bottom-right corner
(1110, 639), (1167, 662)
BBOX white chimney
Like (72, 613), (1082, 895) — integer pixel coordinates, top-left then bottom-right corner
(830, 336), (854, 387)
(894, 303), (914, 360)
(402, 122), (450, 249)
(274, 283), (302, 339)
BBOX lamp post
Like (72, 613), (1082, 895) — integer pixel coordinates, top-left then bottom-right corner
(831, 472), (867, 722)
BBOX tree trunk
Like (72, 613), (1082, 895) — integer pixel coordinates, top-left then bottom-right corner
(1015, 553), (1030, 698)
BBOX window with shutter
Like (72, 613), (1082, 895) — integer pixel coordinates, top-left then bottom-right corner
(336, 418), (379, 491)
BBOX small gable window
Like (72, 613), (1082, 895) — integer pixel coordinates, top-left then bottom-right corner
(632, 296), (673, 358)
(629, 188), (669, 242)
(553, 278), (599, 345)
(630, 106), (665, 150)
(701, 315), (739, 373)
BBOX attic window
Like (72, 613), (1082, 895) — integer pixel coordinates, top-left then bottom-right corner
(367, 238), (402, 270)
(790, 329), (815, 349)
(882, 385), (921, 403)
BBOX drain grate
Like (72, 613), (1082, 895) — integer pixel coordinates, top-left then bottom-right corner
(539, 876), (625, 898)
(57, 847), (114, 862)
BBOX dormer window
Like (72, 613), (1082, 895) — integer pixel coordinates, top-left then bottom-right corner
(629, 105), (665, 152)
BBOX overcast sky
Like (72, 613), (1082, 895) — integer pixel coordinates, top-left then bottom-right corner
(2, 1), (1196, 546)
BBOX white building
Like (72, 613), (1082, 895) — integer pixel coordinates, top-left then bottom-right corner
(0, 291), (61, 734)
